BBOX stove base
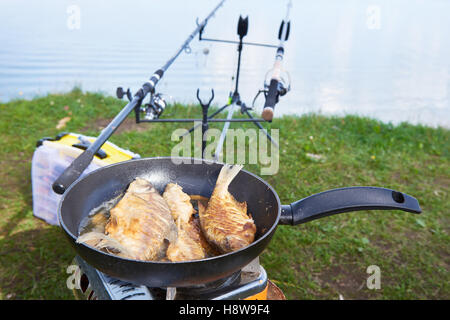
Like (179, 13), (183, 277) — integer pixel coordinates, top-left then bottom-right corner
(70, 256), (283, 300)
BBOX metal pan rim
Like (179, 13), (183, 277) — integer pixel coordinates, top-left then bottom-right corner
(58, 156), (281, 265)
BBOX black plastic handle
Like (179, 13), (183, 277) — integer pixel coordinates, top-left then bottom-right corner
(52, 149), (95, 195)
(262, 78), (279, 121)
(279, 187), (421, 225)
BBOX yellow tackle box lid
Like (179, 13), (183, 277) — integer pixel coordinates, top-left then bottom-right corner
(36, 132), (140, 165)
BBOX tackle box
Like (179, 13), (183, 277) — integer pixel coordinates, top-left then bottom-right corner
(31, 132), (140, 225)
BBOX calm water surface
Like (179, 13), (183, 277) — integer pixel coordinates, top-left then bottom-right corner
(0, 0), (449, 127)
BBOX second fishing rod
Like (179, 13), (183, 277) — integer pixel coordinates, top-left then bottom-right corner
(261, 0), (292, 122)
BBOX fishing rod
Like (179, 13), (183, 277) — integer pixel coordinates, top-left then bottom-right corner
(261, 0), (292, 122)
(52, 0), (227, 195)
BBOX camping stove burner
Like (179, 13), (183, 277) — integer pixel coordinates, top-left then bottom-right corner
(71, 256), (268, 300)
(172, 270), (242, 298)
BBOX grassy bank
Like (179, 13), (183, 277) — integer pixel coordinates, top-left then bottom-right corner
(0, 88), (448, 299)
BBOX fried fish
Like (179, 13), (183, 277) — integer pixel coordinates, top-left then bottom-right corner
(163, 183), (195, 225)
(166, 221), (206, 262)
(78, 178), (177, 261)
(199, 164), (257, 253)
(164, 183), (217, 261)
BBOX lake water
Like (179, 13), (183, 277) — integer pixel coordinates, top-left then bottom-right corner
(0, 0), (449, 127)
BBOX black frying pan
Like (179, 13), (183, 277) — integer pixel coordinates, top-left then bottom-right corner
(58, 157), (421, 288)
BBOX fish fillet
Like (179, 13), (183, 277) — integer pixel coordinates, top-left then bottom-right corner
(199, 164), (256, 253)
(164, 183), (217, 261)
(163, 183), (195, 225)
(97, 178), (177, 261)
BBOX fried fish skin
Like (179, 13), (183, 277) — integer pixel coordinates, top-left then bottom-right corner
(163, 183), (195, 224)
(166, 222), (206, 262)
(195, 200), (221, 257)
(164, 183), (217, 261)
(104, 178), (177, 261)
(199, 165), (257, 253)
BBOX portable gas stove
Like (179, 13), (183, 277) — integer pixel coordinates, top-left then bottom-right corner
(70, 256), (285, 300)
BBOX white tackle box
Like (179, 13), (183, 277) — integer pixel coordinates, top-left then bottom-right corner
(31, 132), (139, 225)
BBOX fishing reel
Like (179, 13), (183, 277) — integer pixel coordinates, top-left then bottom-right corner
(251, 68), (291, 112)
(141, 93), (167, 120)
(116, 85), (168, 122)
(264, 67), (291, 96)
(116, 86), (167, 121)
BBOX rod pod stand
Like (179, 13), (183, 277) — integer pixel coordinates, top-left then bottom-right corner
(184, 15), (278, 156)
(196, 88), (215, 158)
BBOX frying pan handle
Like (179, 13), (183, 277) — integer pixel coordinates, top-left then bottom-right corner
(279, 187), (421, 225)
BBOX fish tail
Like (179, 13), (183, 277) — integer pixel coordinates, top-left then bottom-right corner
(216, 164), (243, 192)
(77, 231), (134, 258)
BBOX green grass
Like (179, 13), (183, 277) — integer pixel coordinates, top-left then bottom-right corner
(0, 88), (448, 299)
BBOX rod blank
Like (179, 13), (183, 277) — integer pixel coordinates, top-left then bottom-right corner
(52, 0), (227, 195)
